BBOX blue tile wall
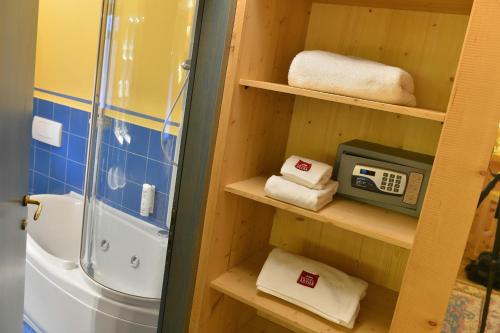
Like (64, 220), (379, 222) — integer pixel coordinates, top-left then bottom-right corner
(29, 97), (177, 229)
(29, 98), (89, 195)
(96, 117), (176, 229)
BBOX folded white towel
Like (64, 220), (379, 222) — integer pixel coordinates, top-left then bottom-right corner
(264, 175), (338, 211)
(281, 155), (333, 189)
(288, 50), (417, 106)
(257, 248), (368, 328)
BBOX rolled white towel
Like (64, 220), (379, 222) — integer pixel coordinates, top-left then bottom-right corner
(257, 248), (368, 329)
(281, 155), (333, 189)
(264, 175), (338, 211)
(288, 50), (417, 106)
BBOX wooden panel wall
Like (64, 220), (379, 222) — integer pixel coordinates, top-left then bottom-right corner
(270, 3), (469, 291)
(271, 211), (410, 291)
(306, 4), (469, 111)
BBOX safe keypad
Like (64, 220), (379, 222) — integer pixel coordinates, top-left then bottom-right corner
(380, 172), (404, 194)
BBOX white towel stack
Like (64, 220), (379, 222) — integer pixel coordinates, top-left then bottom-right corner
(264, 156), (338, 211)
(281, 155), (333, 189)
(257, 248), (368, 328)
(265, 176), (338, 211)
(289, 50), (417, 106)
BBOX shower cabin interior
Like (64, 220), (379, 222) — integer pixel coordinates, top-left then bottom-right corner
(81, 0), (196, 299)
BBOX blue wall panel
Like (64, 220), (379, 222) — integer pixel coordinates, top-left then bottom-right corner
(30, 97), (175, 229)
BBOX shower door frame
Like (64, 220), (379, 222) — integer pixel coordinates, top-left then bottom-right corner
(157, 0), (238, 331)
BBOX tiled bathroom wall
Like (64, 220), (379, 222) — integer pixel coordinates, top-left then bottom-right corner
(29, 98), (90, 195)
(95, 117), (176, 228)
(29, 97), (176, 229)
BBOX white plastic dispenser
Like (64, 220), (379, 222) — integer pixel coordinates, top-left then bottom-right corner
(140, 184), (156, 217)
(32, 116), (63, 147)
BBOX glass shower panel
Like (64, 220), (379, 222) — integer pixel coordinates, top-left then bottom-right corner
(82, 0), (195, 299)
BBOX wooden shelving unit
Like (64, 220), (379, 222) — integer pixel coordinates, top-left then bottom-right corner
(240, 79), (446, 122)
(212, 253), (398, 333)
(226, 176), (417, 249)
(189, 0), (500, 332)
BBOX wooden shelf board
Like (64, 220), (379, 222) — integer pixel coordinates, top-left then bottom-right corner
(212, 254), (398, 333)
(313, 0), (473, 15)
(238, 315), (295, 333)
(240, 79), (446, 122)
(225, 176), (417, 249)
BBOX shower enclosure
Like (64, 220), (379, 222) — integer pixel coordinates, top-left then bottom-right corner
(82, 0), (197, 299)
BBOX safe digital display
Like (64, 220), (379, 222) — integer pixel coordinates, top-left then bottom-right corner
(360, 169), (376, 176)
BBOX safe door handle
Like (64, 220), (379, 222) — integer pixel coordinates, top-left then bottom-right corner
(23, 195), (42, 221)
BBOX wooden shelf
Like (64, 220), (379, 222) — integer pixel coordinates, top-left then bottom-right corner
(240, 79), (446, 122)
(226, 176), (417, 249)
(314, 0), (473, 15)
(238, 316), (294, 333)
(212, 254), (398, 333)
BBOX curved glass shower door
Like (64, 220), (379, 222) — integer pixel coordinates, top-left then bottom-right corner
(82, 0), (196, 299)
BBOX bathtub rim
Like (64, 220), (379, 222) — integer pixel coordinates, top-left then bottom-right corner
(30, 192), (168, 302)
(25, 232), (160, 327)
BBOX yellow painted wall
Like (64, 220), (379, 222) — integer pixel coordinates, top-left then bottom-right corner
(34, 0), (101, 111)
(34, 0), (194, 133)
(105, 0), (194, 131)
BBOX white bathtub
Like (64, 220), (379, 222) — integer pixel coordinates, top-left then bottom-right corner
(24, 193), (168, 333)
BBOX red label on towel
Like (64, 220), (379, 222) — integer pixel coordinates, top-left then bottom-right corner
(297, 271), (320, 288)
(295, 160), (312, 172)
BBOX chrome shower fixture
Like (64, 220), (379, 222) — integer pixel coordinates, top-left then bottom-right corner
(160, 58), (192, 165)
